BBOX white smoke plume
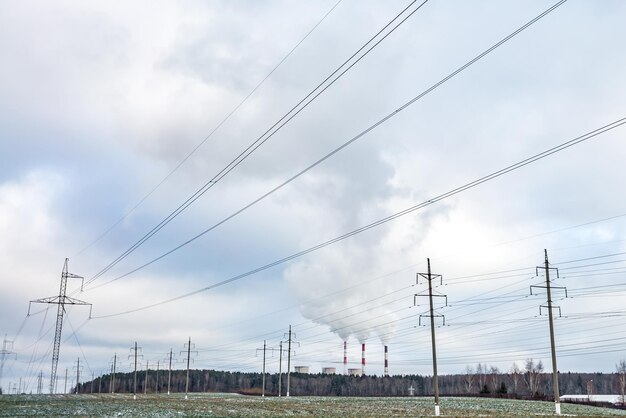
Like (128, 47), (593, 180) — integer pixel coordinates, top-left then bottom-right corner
(284, 208), (443, 345)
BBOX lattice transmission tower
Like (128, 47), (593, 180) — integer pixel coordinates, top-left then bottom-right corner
(29, 258), (92, 393)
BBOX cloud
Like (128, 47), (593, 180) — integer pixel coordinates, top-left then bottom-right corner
(1, 1), (626, 391)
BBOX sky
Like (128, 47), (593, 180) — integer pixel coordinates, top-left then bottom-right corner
(1, 0), (626, 395)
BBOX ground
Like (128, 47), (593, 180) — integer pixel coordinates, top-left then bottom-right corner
(1, 393), (625, 417)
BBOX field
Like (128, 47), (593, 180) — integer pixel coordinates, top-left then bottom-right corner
(1, 393), (626, 417)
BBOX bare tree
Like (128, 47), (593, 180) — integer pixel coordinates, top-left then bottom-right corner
(464, 365), (474, 394)
(476, 363), (487, 391)
(510, 362), (521, 395)
(489, 366), (499, 392)
(525, 358), (543, 396)
(617, 360), (626, 405)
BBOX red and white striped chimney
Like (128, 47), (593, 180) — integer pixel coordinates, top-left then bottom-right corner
(343, 341), (347, 375)
(384, 345), (389, 377)
(361, 343), (366, 376)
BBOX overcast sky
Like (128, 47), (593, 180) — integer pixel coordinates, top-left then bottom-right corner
(1, 0), (626, 394)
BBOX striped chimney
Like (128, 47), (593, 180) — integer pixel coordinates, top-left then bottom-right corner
(361, 343), (365, 376)
(343, 341), (347, 375)
(384, 345), (389, 377)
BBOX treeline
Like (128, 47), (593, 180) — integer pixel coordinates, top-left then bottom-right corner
(77, 368), (624, 397)
(78, 369), (426, 396)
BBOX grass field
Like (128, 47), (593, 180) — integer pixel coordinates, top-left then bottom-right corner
(1, 393), (625, 417)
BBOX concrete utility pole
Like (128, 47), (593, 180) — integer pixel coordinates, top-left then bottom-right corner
(180, 338), (197, 400)
(90, 372), (94, 394)
(155, 360), (160, 394)
(284, 326), (295, 397)
(64, 368), (68, 394)
(166, 349), (174, 395)
(278, 341), (283, 397)
(110, 354), (117, 394)
(415, 259), (447, 417)
(144, 360), (149, 394)
(72, 357), (83, 394)
(76, 357), (80, 394)
(530, 249), (567, 416)
(256, 340), (276, 398)
(29, 259), (92, 394)
(129, 342), (143, 400)
(0, 335), (17, 395)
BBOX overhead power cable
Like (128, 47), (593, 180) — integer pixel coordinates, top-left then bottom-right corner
(89, 115), (626, 319)
(74, 0), (344, 258)
(86, 0), (431, 284)
(86, 0), (569, 291)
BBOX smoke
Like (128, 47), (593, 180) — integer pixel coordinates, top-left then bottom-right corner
(281, 135), (451, 345)
(284, 207), (443, 345)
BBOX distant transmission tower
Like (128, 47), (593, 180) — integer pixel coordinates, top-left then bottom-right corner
(72, 357), (83, 394)
(37, 371), (43, 394)
(29, 258), (92, 394)
(415, 258), (447, 417)
(530, 249), (567, 416)
(0, 334), (17, 394)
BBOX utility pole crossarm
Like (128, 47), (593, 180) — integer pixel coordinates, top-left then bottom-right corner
(414, 293), (448, 307)
(539, 304), (562, 317)
(530, 284), (568, 298)
(418, 313), (446, 327)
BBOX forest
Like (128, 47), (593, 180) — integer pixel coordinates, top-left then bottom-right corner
(78, 360), (626, 399)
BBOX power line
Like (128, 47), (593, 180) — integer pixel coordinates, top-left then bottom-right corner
(90, 116), (626, 318)
(73, 0), (344, 258)
(85, 0), (431, 285)
(86, 0), (569, 290)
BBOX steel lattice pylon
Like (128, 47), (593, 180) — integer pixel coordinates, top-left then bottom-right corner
(29, 259), (91, 394)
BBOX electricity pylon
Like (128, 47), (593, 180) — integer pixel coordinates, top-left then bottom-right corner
(72, 357), (83, 394)
(37, 371), (43, 394)
(164, 349), (175, 395)
(0, 335), (17, 394)
(109, 354), (118, 393)
(143, 360), (149, 394)
(29, 259), (92, 393)
(256, 340), (276, 397)
(415, 258), (447, 417)
(283, 326), (299, 397)
(129, 342), (143, 399)
(530, 249), (567, 416)
(277, 341), (289, 397)
(180, 338), (197, 400)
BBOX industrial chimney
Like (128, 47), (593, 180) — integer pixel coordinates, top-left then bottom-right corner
(384, 345), (389, 377)
(361, 343), (366, 376)
(343, 341), (347, 375)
